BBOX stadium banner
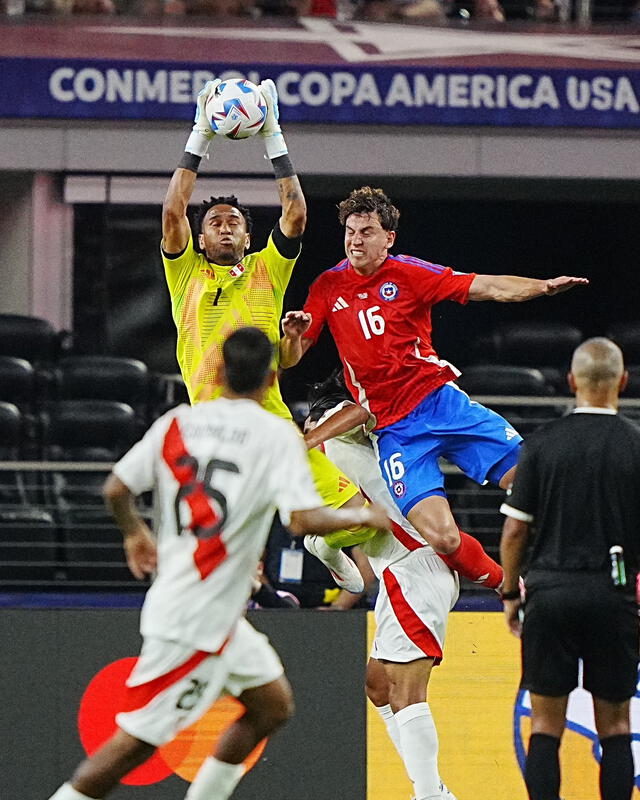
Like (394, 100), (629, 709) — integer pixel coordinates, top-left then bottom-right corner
(1, 58), (640, 129)
(1, 607), (367, 800)
(367, 612), (640, 800)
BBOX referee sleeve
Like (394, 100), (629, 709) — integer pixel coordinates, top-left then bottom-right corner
(500, 442), (537, 524)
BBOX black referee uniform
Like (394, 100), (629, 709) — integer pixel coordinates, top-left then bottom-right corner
(502, 408), (640, 702)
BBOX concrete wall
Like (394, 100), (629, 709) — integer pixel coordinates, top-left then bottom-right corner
(1, 608), (367, 800)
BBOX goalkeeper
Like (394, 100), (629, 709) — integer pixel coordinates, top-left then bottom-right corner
(162, 77), (377, 591)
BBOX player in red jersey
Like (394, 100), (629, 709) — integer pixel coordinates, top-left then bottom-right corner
(281, 186), (588, 596)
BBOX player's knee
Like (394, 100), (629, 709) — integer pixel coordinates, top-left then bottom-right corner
(422, 524), (460, 554)
(269, 692), (295, 730)
(365, 679), (389, 707)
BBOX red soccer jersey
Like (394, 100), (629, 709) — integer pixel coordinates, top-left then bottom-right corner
(303, 254), (476, 428)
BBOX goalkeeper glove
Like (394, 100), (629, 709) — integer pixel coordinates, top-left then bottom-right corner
(184, 78), (221, 158)
(259, 78), (288, 161)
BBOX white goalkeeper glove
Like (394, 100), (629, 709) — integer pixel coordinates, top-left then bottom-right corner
(259, 78), (288, 160)
(185, 78), (221, 158)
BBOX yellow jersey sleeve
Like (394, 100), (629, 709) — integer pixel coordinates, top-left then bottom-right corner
(161, 234), (201, 309)
(258, 230), (300, 297)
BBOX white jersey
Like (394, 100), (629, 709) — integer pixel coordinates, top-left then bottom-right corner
(114, 397), (321, 652)
(318, 403), (432, 577)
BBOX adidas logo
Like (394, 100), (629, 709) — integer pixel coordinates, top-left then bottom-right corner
(338, 476), (351, 492)
(505, 427), (518, 441)
(332, 296), (349, 312)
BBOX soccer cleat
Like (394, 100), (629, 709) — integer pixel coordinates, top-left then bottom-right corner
(439, 783), (458, 800)
(304, 535), (365, 594)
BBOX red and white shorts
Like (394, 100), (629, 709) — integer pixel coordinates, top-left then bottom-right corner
(371, 549), (459, 664)
(116, 617), (284, 746)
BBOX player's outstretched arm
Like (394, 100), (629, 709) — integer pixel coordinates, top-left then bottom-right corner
(259, 79), (307, 239)
(103, 474), (157, 580)
(280, 310), (313, 368)
(468, 274), (589, 303)
(304, 403), (372, 450)
(288, 502), (390, 537)
(162, 79), (220, 254)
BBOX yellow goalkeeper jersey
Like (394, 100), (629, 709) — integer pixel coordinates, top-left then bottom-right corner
(162, 231), (297, 419)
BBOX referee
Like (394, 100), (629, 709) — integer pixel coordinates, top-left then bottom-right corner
(500, 337), (640, 800)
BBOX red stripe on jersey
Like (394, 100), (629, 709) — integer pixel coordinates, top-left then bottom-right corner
(121, 637), (230, 713)
(390, 519), (424, 552)
(162, 417), (227, 580)
(383, 567), (442, 662)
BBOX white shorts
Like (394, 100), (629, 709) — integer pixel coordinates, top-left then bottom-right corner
(116, 617), (284, 746)
(371, 549), (459, 664)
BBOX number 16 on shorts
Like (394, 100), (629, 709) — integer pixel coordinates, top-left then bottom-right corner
(383, 452), (406, 498)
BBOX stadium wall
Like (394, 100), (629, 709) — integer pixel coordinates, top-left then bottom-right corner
(3, 606), (628, 800)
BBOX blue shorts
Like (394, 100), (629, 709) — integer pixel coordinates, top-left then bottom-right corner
(373, 383), (522, 517)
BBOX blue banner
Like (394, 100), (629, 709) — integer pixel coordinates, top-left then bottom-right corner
(1, 57), (639, 128)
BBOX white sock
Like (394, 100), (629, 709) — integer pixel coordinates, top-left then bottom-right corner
(185, 756), (244, 800)
(374, 703), (404, 760)
(394, 702), (441, 800)
(48, 784), (97, 800)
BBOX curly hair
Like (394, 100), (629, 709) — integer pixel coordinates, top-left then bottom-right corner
(196, 195), (253, 235)
(338, 186), (400, 232)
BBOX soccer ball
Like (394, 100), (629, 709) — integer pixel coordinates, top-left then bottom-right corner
(205, 79), (267, 140)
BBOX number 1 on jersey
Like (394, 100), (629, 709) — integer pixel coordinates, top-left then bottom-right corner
(357, 306), (385, 340)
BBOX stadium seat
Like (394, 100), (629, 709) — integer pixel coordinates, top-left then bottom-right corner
(56, 355), (150, 408)
(457, 365), (552, 396)
(496, 321), (583, 368)
(42, 399), (138, 461)
(0, 314), (59, 363)
(0, 401), (31, 506)
(607, 322), (640, 365)
(625, 365), (640, 398)
(0, 506), (59, 587)
(0, 356), (36, 410)
(58, 506), (142, 587)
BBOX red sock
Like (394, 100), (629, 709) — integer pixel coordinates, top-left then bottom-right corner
(438, 530), (503, 589)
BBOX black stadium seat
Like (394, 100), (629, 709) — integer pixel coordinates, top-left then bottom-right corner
(497, 321), (583, 368)
(42, 399), (138, 461)
(607, 322), (640, 365)
(0, 314), (59, 363)
(457, 365), (552, 396)
(56, 355), (149, 407)
(0, 356), (36, 410)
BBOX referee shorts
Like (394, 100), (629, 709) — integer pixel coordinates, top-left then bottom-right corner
(521, 571), (639, 702)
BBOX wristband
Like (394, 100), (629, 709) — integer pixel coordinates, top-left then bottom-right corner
(271, 154), (295, 180)
(178, 152), (202, 173)
(500, 588), (521, 601)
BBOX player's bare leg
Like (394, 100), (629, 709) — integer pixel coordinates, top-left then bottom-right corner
(185, 676), (294, 800)
(48, 729), (155, 799)
(382, 658), (455, 800)
(304, 493), (372, 593)
(407, 495), (503, 589)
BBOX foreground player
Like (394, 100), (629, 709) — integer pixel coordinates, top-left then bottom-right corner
(501, 338), (639, 800)
(282, 186), (589, 588)
(162, 77), (370, 593)
(46, 328), (389, 800)
(304, 373), (459, 800)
